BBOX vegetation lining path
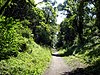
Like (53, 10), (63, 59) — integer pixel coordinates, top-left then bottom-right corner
(43, 52), (71, 75)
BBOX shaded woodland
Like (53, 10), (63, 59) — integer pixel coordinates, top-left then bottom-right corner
(0, 0), (100, 75)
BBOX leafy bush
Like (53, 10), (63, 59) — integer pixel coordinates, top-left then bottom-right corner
(0, 16), (51, 75)
(0, 16), (33, 60)
(0, 16), (19, 60)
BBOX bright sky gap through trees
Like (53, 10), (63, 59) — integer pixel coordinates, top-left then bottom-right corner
(35, 0), (65, 24)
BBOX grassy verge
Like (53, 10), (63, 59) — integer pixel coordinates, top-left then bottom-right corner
(64, 55), (100, 75)
(64, 56), (88, 70)
(0, 41), (51, 75)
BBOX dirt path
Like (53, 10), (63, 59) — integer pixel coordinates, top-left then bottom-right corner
(43, 52), (71, 75)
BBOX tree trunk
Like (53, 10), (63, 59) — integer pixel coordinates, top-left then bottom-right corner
(77, 0), (84, 43)
(95, 0), (100, 30)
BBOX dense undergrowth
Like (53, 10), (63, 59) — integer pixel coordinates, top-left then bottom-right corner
(60, 40), (100, 74)
(0, 46), (51, 75)
(58, 45), (100, 75)
(0, 16), (51, 75)
(65, 33), (100, 65)
(57, 32), (100, 74)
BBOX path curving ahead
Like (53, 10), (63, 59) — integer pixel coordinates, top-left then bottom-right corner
(43, 52), (71, 75)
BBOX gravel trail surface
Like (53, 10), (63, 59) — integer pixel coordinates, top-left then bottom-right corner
(43, 52), (71, 75)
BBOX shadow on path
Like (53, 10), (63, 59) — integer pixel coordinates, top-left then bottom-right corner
(51, 53), (66, 57)
(61, 63), (100, 75)
(51, 52), (100, 75)
(61, 68), (89, 75)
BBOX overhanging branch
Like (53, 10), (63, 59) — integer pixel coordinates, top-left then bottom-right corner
(0, 0), (12, 15)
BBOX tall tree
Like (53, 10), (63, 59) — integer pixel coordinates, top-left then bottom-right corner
(95, 0), (100, 30)
(77, 0), (85, 43)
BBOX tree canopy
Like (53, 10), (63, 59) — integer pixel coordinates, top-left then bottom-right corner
(0, 0), (100, 74)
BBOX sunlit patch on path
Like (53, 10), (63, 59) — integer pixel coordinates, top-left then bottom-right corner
(43, 52), (71, 75)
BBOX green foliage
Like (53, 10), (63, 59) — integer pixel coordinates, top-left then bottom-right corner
(57, 14), (76, 48)
(0, 16), (19, 60)
(35, 21), (56, 46)
(57, 1), (100, 74)
(30, 4), (57, 46)
(0, 0), (55, 74)
(0, 0), (5, 7)
(0, 0), (99, 74)
(0, 41), (51, 75)
(2, 0), (57, 47)
(0, 16), (51, 75)
(0, 16), (34, 60)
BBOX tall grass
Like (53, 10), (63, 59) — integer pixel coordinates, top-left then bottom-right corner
(0, 40), (51, 75)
